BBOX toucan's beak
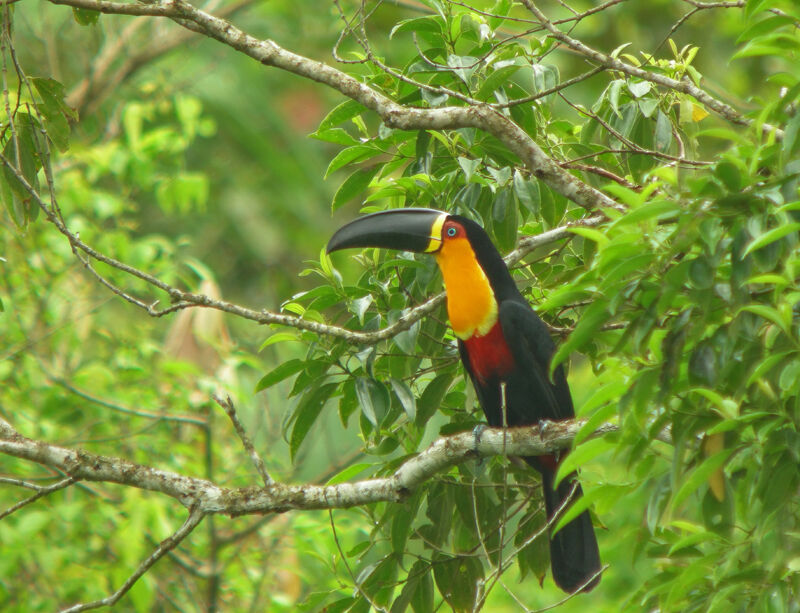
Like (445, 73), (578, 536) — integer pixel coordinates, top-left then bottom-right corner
(327, 208), (448, 255)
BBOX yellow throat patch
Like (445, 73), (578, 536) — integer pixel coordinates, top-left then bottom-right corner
(435, 235), (498, 340)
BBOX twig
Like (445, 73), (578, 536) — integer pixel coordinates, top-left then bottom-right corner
(494, 66), (606, 109)
(0, 476), (77, 520)
(212, 394), (273, 487)
(328, 509), (389, 613)
(0, 414), (15, 436)
(561, 162), (641, 191)
(59, 506), (206, 613)
(50, 374), (208, 427)
(0, 476), (48, 490)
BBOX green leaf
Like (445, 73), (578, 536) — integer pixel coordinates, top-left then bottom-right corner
(290, 382), (338, 460)
(447, 55), (479, 84)
(326, 462), (373, 485)
(259, 331), (300, 350)
(672, 448), (735, 509)
(778, 361), (800, 393)
(551, 483), (619, 537)
(2, 113), (43, 226)
(654, 110), (672, 153)
(325, 146), (381, 177)
(690, 388), (738, 419)
(566, 226), (609, 247)
(689, 257), (714, 290)
(551, 301), (608, 370)
(715, 161), (742, 191)
(555, 435), (615, 486)
(529, 63), (559, 95)
(476, 64), (521, 100)
(391, 501), (416, 553)
(746, 351), (794, 386)
(742, 223), (800, 256)
(350, 294), (373, 325)
(638, 98), (659, 118)
(575, 401), (618, 445)
(607, 79), (624, 117)
(513, 171), (539, 215)
(432, 554), (483, 613)
(739, 304), (791, 336)
(614, 199), (680, 226)
(405, 561), (434, 613)
(390, 15), (442, 39)
(514, 507), (548, 582)
(416, 372), (454, 426)
(355, 377), (390, 426)
(31, 77), (76, 152)
(72, 7), (100, 25)
(492, 187), (517, 252)
(310, 128), (360, 146)
(255, 359), (305, 391)
(331, 166), (380, 212)
(359, 554), (399, 605)
(389, 378), (417, 421)
(317, 99), (365, 131)
(457, 156), (481, 182)
(628, 80), (652, 99)
(736, 15), (796, 44)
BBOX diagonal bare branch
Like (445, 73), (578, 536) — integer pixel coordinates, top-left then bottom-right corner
(59, 506), (206, 613)
(0, 476), (77, 521)
(212, 393), (273, 487)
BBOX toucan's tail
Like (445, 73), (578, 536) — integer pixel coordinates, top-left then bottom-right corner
(540, 468), (601, 593)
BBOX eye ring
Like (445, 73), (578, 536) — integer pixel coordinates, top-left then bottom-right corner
(446, 227), (457, 237)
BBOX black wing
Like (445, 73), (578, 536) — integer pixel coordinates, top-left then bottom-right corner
(498, 299), (575, 422)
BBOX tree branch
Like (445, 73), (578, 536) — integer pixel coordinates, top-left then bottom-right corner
(0, 148), (605, 345)
(44, 0), (623, 214)
(212, 393), (273, 487)
(1, 416), (617, 516)
(59, 506), (206, 613)
(520, 0), (785, 140)
(0, 476), (77, 521)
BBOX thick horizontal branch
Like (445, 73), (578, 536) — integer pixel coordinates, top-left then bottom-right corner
(0, 417), (616, 515)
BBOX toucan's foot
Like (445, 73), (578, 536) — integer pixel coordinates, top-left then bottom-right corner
(472, 424), (488, 458)
(538, 419), (555, 440)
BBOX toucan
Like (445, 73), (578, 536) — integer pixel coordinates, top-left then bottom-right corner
(327, 208), (601, 593)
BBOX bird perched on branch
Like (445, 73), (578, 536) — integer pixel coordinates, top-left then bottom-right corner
(327, 208), (601, 593)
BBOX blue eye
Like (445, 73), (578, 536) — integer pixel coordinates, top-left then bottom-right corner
(447, 227), (457, 237)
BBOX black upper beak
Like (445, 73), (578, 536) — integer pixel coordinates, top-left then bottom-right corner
(326, 208), (448, 254)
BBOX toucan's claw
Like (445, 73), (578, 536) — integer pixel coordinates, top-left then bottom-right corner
(538, 419), (555, 441)
(472, 423), (488, 459)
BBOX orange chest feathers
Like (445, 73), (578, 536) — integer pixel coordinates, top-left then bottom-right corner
(435, 236), (498, 340)
(434, 234), (514, 383)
